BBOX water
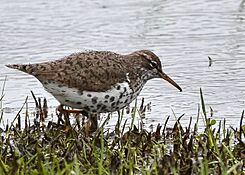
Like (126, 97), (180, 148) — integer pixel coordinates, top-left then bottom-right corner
(0, 0), (245, 128)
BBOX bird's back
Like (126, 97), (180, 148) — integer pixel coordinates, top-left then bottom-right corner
(6, 51), (133, 92)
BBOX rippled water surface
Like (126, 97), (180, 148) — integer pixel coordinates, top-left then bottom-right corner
(1, 0), (245, 128)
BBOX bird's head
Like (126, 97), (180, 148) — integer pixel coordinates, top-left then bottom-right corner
(134, 50), (182, 92)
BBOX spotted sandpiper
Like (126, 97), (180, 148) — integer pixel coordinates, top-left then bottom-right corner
(6, 50), (182, 131)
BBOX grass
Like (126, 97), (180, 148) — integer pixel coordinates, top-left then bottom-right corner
(0, 88), (244, 174)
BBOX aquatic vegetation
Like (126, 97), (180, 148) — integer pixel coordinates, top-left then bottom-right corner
(0, 89), (244, 174)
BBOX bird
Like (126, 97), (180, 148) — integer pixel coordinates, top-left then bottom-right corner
(6, 50), (182, 131)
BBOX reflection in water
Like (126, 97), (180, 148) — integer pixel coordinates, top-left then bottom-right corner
(0, 0), (245, 128)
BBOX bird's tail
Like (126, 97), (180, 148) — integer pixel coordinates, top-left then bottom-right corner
(6, 64), (31, 74)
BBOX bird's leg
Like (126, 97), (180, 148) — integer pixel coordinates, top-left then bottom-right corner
(57, 104), (99, 134)
(56, 104), (85, 114)
(89, 113), (98, 132)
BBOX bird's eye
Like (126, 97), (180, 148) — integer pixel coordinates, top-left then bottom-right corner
(150, 61), (158, 68)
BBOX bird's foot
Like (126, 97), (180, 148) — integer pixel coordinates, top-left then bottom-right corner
(83, 114), (98, 135)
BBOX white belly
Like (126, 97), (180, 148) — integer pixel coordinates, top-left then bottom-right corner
(43, 81), (143, 113)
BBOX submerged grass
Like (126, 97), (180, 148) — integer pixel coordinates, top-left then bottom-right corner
(0, 89), (244, 175)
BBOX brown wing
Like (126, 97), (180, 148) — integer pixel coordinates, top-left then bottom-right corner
(24, 51), (130, 92)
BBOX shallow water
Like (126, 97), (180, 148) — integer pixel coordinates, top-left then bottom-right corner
(1, 0), (245, 128)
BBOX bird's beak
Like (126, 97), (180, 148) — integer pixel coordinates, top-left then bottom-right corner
(158, 70), (182, 92)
